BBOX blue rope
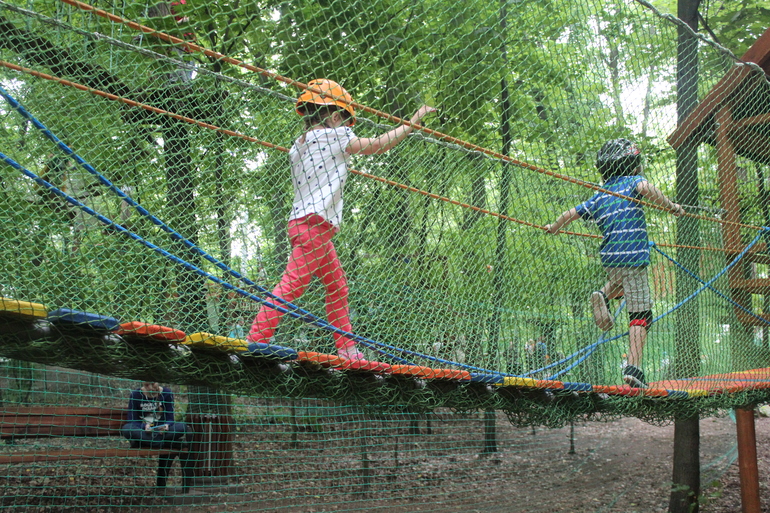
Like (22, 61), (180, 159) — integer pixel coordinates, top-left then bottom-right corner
(0, 150), (415, 364)
(652, 242), (770, 327)
(540, 232), (766, 381)
(543, 301), (627, 380)
(0, 84), (416, 364)
(652, 231), (765, 321)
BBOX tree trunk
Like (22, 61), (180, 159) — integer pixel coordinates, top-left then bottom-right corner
(487, 0), (513, 371)
(669, 1), (701, 512)
(669, 416), (700, 512)
(163, 117), (232, 458)
(481, 409), (498, 455)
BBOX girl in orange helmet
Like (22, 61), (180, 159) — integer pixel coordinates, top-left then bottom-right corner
(247, 79), (435, 369)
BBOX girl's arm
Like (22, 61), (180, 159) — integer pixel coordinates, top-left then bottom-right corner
(545, 208), (580, 234)
(346, 105), (436, 155)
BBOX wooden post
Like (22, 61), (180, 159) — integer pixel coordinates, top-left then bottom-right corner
(735, 406), (761, 513)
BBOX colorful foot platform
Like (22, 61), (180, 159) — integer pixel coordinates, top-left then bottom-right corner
(116, 322), (187, 343)
(7, 297), (770, 408)
(47, 308), (120, 332)
(297, 351), (391, 373)
(390, 364), (470, 381)
(183, 332), (249, 353)
(0, 298), (47, 320)
(242, 342), (298, 360)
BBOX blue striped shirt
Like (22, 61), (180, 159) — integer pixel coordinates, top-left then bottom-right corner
(575, 176), (649, 267)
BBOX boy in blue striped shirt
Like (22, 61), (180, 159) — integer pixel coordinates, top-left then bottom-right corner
(545, 139), (683, 388)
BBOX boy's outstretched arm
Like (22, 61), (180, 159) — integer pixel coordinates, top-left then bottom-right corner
(545, 208), (579, 234)
(636, 181), (684, 216)
(347, 105), (436, 155)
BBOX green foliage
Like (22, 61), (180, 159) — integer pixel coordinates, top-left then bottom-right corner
(0, 0), (769, 390)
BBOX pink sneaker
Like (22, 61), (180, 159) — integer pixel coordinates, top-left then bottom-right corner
(337, 346), (391, 372)
(337, 346), (364, 361)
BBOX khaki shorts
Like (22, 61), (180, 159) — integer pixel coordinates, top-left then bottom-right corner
(605, 266), (652, 313)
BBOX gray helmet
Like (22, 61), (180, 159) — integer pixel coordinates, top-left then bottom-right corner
(596, 138), (641, 178)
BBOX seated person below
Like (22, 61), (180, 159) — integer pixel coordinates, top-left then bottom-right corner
(121, 381), (188, 448)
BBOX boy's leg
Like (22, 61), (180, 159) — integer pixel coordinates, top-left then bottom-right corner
(601, 280), (624, 300)
(590, 277), (619, 331)
(621, 267), (653, 387)
(627, 325), (646, 368)
(591, 273), (628, 331)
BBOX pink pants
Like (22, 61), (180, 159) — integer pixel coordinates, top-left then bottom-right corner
(247, 214), (354, 350)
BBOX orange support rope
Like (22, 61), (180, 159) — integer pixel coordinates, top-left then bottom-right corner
(59, 0), (743, 228)
(1, 59), (573, 232)
(0, 60), (544, 233)
(0, 58), (753, 255)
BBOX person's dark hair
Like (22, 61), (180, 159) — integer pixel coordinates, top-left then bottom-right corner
(595, 138), (642, 180)
(298, 102), (351, 131)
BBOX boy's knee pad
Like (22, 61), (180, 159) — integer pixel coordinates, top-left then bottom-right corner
(629, 310), (653, 331)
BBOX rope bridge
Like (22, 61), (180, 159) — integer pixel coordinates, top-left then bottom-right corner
(1, 0), (770, 510)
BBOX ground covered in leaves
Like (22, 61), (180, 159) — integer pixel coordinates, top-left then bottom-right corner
(1, 409), (767, 512)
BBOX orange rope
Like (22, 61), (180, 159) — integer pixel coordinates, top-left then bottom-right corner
(0, 59), (751, 255)
(60, 0), (767, 234)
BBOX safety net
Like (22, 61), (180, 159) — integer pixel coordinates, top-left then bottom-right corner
(0, 0), (769, 509)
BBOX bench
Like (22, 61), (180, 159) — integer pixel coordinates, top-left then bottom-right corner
(0, 406), (194, 491)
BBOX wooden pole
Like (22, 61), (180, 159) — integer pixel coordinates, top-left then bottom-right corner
(735, 406), (761, 513)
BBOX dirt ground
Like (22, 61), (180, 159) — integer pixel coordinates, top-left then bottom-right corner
(2, 411), (769, 513)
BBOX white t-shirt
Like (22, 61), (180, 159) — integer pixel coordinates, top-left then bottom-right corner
(288, 126), (355, 227)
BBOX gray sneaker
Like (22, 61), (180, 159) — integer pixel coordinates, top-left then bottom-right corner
(590, 291), (614, 331)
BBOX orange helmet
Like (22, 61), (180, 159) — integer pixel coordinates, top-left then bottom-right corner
(296, 79), (355, 126)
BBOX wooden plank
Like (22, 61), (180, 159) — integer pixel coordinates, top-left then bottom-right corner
(0, 447), (187, 465)
(297, 351), (392, 373)
(184, 332), (249, 353)
(389, 364), (469, 380)
(728, 277), (770, 295)
(0, 407), (125, 438)
(734, 309), (770, 327)
(723, 249), (770, 265)
(731, 123), (770, 164)
(0, 298), (47, 320)
(117, 321), (187, 343)
(736, 112), (770, 127)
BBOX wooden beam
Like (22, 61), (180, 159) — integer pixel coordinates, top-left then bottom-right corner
(716, 106), (742, 251)
(731, 124), (770, 163)
(0, 407), (125, 438)
(734, 309), (770, 327)
(735, 406), (761, 513)
(736, 113), (770, 127)
(728, 277), (770, 295)
(668, 66), (752, 149)
(740, 26), (770, 69)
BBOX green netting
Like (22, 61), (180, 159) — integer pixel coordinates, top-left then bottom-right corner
(0, 361), (741, 512)
(0, 0), (769, 508)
